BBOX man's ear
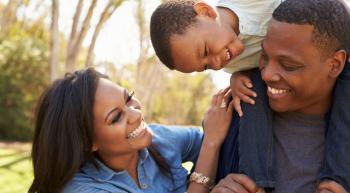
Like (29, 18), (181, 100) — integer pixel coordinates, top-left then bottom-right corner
(329, 50), (346, 78)
(193, 2), (217, 18)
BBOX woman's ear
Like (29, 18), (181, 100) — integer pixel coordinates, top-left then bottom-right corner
(92, 143), (98, 152)
(329, 49), (346, 78)
(193, 2), (217, 18)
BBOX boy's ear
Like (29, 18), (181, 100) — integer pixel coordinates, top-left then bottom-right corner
(193, 2), (217, 19)
(328, 49), (346, 78)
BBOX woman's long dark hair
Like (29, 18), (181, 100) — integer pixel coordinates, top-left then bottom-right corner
(29, 68), (171, 193)
(29, 68), (104, 193)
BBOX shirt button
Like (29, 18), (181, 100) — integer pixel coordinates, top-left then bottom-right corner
(141, 184), (148, 189)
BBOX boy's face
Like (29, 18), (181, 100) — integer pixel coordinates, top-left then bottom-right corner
(259, 19), (337, 115)
(169, 15), (243, 73)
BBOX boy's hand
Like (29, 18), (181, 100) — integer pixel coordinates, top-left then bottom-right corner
(230, 71), (257, 117)
(315, 180), (347, 193)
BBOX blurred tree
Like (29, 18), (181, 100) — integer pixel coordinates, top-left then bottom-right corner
(0, 0), (51, 141)
(0, 0), (20, 31)
(0, 27), (49, 141)
(49, 0), (59, 81)
(66, 0), (97, 72)
(66, 0), (126, 72)
(86, 0), (126, 67)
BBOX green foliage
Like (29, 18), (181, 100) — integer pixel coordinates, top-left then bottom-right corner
(0, 28), (49, 141)
(150, 72), (215, 125)
(0, 145), (33, 193)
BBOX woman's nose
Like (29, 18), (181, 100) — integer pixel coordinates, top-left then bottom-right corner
(127, 107), (142, 124)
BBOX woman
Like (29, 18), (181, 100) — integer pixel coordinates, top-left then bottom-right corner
(29, 68), (233, 193)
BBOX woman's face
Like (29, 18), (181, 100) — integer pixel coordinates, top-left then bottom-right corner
(91, 78), (153, 158)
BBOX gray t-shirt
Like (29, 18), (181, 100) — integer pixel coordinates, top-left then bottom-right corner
(272, 112), (326, 193)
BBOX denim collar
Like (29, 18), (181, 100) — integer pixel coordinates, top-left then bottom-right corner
(81, 148), (150, 182)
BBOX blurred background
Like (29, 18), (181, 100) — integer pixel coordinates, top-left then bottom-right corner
(4, 0), (348, 192)
(0, 0), (229, 192)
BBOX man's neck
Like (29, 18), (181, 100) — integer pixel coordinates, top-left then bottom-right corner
(217, 6), (240, 35)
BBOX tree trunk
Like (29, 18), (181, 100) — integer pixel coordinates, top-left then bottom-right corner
(49, 0), (59, 82)
(66, 0), (84, 55)
(1, 0), (19, 31)
(86, 0), (125, 67)
(66, 0), (97, 72)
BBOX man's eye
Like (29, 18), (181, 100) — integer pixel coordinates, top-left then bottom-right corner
(282, 65), (298, 71)
(281, 63), (303, 72)
(261, 53), (269, 63)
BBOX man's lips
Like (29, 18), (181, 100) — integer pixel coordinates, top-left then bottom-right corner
(267, 86), (291, 98)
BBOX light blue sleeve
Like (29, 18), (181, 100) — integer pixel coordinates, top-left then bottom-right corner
(149, 124), (203, 164)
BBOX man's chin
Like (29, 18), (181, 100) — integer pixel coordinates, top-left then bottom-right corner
(269, 101), (289, 113)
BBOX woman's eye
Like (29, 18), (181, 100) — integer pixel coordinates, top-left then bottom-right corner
(111, 112), (122, 124)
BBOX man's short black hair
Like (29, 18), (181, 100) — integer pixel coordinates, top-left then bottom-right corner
(150, 0), (198, 69)
(273, 0), (350, 58)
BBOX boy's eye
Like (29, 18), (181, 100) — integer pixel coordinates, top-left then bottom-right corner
(204, 44), (209, 57)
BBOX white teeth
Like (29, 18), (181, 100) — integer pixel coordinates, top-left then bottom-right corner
(127, 122), (147, 139)
(226, 49), (231, 61)
(268, 86), (289, 95)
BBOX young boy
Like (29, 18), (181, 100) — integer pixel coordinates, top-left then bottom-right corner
(150, 0), (350, 192)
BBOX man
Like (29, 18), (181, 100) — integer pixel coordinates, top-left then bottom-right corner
(213, 0), (350, 192)
(150, 0), (350, 192)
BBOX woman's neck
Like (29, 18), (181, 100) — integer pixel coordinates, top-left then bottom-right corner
(98, 151), (140, 186)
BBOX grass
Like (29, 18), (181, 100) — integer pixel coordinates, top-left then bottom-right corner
(0, 143), (33, 193)
(0, 142), (194, 193)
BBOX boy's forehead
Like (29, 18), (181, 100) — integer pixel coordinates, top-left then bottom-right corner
(170, 30), (204, 72)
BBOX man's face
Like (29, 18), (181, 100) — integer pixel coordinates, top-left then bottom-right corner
(259, 19), (335, 115)
(169, 15), (242, 73)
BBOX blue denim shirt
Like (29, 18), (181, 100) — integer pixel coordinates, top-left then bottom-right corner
(62, 124), (203, 193)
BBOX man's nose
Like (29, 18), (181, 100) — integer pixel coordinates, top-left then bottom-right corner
(261, 62), (280, 82)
